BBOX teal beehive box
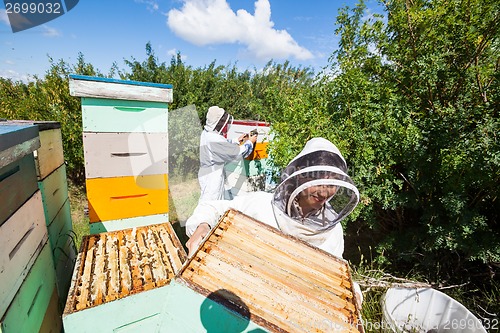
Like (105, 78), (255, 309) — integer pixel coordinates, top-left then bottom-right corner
(62, 222), (187, 332)
(0, 121), (62, 333)
(69, 75), (173, 234)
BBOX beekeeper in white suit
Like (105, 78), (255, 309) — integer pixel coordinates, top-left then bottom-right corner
(187, 137), (364, 307)
(198, 106), (257, 202)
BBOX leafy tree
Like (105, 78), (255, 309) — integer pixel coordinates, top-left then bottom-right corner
(318, 0), (500, 279)
(0, 53), (101, 184)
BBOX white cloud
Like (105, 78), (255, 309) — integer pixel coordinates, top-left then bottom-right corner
(135, 0), (159, 12)
(166, 0), (313, 61)
(0, 9), (9, 26)
(42, 25), (61, 37)
(167, 48), (188, 61)
(0, 69), (35, 83)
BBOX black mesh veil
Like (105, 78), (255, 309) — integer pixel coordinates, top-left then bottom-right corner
(272, 148), (359, 232)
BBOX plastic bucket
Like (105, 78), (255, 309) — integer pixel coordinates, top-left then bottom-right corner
(382, 288), (487, 333)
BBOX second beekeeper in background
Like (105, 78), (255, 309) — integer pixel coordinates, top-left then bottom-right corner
(198, 106), (257, 202)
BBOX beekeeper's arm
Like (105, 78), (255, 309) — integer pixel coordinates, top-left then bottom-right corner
(231, 132), (258, 158)
(185, 199), (235, 256)
(208, 138), (254, 162)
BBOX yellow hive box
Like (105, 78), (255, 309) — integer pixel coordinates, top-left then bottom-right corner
(86, 174), (169, 223)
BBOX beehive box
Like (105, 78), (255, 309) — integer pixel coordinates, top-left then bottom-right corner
(0, 121), (62, 333)
(225, 120), (274, 196)
(62, 222), (187, 332)
(163, 209), (364, 333)
(69, 74), (173, 233)
(9, 120), (77, 307)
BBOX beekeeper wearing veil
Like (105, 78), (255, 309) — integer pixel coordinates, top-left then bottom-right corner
(198, 106), (257, 202)
(187, 137), (363, 306)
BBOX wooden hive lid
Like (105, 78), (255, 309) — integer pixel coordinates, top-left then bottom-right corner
(68, 74), (173, 103)
(64, 222), (187, 314)
(178, 209), (364, 333)
(0, 121), (40, 168)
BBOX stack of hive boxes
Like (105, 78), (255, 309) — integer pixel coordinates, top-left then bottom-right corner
(69, 75), (172, 234)
(63, 75), (188, 332)
(0, 122), (63, 333)
(34, 121), (77, 310)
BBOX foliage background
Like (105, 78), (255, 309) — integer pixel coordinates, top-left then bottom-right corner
(1, 0), (498, 324)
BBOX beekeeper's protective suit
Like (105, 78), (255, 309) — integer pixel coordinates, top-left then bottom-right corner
(187, 137), (363, 303)
(189, 136), (359, 255)
(198, 106), (254, 202)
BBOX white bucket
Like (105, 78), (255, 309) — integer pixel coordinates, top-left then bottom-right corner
(382, 288), (487, 333)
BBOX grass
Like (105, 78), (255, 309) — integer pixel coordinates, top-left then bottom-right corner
(67, 180), (89, 251)
(351, 258), (500, 333)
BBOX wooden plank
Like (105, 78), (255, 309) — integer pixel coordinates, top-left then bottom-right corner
(178, 209), (363, 333)
(118, 231), (132, 298)
(81, 98), (168, 133)
(2, 120), (60, 131)
(38, 164), (69, 226)
(47, 199), (73, 264)
(0, 154), (38, 225)
(38, 287), (62, 333)
(83, 132), (168, 178)
(53, 235), (77, 306)
(69, 75), (173, 103)
(154, 224), (185, 274)
(76, 236), (95, 311)
(86, 174), (168, 223)
(91, 234), (107, 306)
(105, 234), (120, 303)
(0, 191), (48, 316)
(35, 127), (65, 180)
(88, 213), (169, 234)
(0, 243), (57, 333)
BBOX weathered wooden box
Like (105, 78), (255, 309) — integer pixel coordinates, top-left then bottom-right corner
(1, 243), (58, 332)
(164, 209), (364, 333)
(0, 122), (61, 333)
(69, 74), (173, 233)
(83, 132), (168, 178)
(62, 222), (187, 332)
(33, 122), (65, 180)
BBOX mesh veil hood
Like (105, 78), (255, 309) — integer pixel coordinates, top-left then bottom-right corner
(272, 138), (360, 235)
(204, 106), (233, 133)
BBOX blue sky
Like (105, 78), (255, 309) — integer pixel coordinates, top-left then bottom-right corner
(0, 0), (381, 82)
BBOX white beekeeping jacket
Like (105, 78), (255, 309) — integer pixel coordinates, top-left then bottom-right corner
(198, 107), (253, 202)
